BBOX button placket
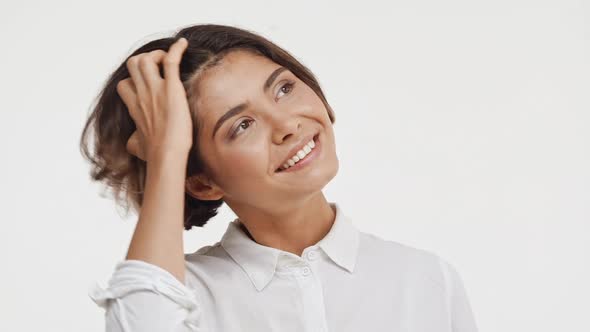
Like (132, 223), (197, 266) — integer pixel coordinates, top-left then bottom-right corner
(295, 262), (328, 332)
(301, 266), (311, 276)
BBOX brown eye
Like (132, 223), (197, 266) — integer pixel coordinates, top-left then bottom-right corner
(231, 119), (253, 138)
(277, 81), (295, 98)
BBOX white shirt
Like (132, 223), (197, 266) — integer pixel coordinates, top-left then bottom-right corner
(89, 202), (478, 332)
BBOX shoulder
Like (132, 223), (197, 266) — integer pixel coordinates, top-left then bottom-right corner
(183, 241), (228, 267)
(181, 242), (242, 284)
(358, 231), (454, 290)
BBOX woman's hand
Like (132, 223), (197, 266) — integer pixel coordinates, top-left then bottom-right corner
(117, 37), (192, 163)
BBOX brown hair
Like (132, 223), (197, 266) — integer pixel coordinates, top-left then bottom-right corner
(79, 24), (336, 230)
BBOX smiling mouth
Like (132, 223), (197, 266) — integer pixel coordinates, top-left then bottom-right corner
(275, 134), (320, 173)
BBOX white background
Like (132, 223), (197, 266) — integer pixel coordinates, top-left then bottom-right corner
(0, 0), (588, 331)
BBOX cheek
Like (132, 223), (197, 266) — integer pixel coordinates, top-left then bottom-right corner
(299, 88), (330, 119)
(220, 145), (269, 178)
(214, 146), (271, 196)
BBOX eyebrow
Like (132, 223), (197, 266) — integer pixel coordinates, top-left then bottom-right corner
(211, 66), (288, 139)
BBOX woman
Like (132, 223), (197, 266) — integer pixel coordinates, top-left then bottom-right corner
(82, 24), (478, 332)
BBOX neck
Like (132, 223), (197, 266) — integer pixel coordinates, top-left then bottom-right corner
(230, 192), (336, 257)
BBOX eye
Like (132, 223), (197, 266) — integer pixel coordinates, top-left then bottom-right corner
(230, 119), (253, 138)
(277, 81), (295, 99)
(230, 81), (296, 139)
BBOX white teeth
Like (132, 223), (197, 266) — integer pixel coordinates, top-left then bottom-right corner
(279, 138), (316, 171)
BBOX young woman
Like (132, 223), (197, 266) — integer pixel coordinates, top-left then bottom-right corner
(82, 24), (478, 332)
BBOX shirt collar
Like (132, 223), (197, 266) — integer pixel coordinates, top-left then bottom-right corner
(220, 202), (360, 292)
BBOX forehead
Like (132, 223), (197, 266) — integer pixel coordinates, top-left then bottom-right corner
(194, 50), (280, 116)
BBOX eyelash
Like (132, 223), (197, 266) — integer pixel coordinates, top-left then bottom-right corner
(230, 81), (296, 139)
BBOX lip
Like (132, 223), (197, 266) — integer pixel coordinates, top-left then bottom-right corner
(275, 133), (320, 173)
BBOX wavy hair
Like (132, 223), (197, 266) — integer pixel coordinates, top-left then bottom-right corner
(79, 24), (336, 230)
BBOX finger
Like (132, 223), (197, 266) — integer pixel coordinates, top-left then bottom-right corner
(162, 37), (188, 82)
(116, 78), (141, 124)
(137, 50), (167, 90)
(126, 54), (149, 101)
(126, 131), (145, 161)
(116, 78), (137, 107)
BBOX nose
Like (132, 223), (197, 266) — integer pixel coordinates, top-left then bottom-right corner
(271, 113), (302, 145)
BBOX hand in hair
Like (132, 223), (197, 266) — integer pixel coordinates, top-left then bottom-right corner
(116, 37), (192, 283)
(116, 37), (192, 163)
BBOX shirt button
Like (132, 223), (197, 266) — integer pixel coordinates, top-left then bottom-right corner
(307, 250), (317, 261)
(301, 266), (311, 276)
(185, 322), (198, 330)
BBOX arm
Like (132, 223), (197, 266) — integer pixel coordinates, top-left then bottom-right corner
(438, 258), (479, 332)
(89, 260), (201, 332)
(88, 38), (203, 331)
(89, 131), (200, 332)
(88, 154), (202, 331)
(125, 151), (188, 283)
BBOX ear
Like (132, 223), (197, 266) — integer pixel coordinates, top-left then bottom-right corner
(185, 174), (224, 201)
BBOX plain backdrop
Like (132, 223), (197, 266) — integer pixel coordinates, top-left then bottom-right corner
(0, 0), (588, 331)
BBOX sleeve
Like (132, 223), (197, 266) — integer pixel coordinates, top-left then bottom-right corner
(438, 257), (479, 332)
(88, 259), (203, 332)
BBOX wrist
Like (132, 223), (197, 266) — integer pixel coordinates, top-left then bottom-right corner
(146, 147), (190, 165)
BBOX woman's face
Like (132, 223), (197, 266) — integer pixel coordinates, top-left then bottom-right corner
(189, 49), (338, 208)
